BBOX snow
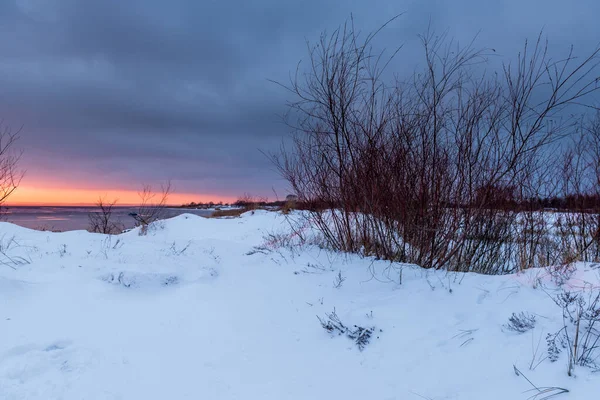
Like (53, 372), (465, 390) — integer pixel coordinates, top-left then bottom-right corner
(1, 210), (599, 399)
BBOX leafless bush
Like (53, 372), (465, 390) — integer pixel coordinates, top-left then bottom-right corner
(547, 288), (600, 375)
(317, 308), (377, 351)
(131, 182), (171, 231)
(552, 115), (600, 265)
(504, 312), (537, 334)
(0, 124), (24, 209)
(272, 17), (600, 274)
(547, 263), (577, 288)
(88, 197), (123, 234)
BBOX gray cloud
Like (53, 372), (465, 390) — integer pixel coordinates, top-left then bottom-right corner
(0, 0), (599, 199)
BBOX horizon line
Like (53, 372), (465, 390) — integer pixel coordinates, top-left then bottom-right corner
(5, 185), (242, 207)
(2, 202), (233, 207)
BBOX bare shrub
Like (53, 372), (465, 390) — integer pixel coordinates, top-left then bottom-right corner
(547, 288), (600, 375)
(0, 124), (24, 209)
(504, 312), (537, 334)
(553, 115), (600, 265)
(272, 17), (600, 274)
(131, 182), (171, 231)
(88, 197), (123, 234)
(547, 263), (577, 288)
(318, 308), (377, 351)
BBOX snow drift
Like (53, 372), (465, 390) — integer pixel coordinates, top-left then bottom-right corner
(1, 211), (599, 399)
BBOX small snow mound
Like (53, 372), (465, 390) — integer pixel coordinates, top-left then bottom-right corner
(100, 271), (180, 289)
(0, 276), (31, 293)
(190, 267), (219, 283)
(0, 340), (94, 399)
(99, 267), (219, 289)
(176, 213), (204, 220)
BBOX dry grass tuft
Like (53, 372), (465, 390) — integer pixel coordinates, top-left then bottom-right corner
(209, 208), (248, 218)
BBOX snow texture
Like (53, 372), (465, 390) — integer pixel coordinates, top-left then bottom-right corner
(1, 210), (599, 399)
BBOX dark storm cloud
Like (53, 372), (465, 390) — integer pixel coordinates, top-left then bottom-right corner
(0, 0), (599, 197)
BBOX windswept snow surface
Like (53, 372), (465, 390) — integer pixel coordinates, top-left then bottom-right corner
(1, 211), (599, 399)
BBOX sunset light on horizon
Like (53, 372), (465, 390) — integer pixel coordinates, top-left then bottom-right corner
(5, 185), (237, 206)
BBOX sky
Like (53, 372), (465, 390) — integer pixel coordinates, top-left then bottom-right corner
(1, 0), (599, 205)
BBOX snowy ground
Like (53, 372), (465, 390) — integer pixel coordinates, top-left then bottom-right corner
(1, 211), (599, 399)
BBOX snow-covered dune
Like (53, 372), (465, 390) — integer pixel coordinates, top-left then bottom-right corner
(1, 211), (598, 399)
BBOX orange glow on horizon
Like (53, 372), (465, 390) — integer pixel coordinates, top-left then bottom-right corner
(5, 185), (237, 206)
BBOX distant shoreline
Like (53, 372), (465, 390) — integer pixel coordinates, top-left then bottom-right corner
(3, 204), (193, 208)
(1, 205), (215, 232)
